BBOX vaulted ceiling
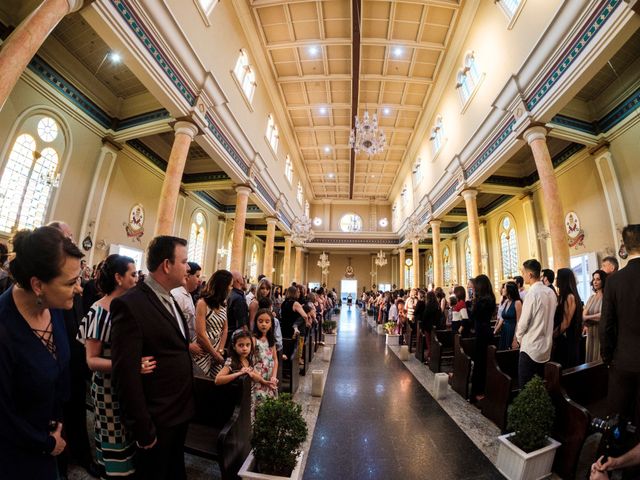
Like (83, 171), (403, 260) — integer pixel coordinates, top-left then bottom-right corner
(248, 0), (464, 201)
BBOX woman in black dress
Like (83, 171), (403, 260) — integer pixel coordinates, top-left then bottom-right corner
(553, 268), (583, 368)
(279, 286), (308, 359)
(0, 226), (84, 479)
(470, 274), (496, 401)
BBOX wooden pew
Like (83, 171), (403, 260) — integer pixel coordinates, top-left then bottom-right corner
(185, 374), (252, 480)
(280, 338), (300, 395)
(451, 335), (475, 400)
(481, 345), (520, 431)
(544, 361), (609, 480)
(428, 329), (454, 373)
(307, 326), (315, 364)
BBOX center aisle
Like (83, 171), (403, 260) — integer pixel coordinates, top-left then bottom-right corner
(303, 307), (504, 480)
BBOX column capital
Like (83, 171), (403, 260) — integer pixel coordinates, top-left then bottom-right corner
(283, 235), (292, 242)
(461, 189), (479, 201)
(174, 120), (199, 139)
(523, 126), (548, 145)
(235, 185), (252, 196)
(430, 220), (442, 228)
(266, 216), (278, 225)
(67, 0), (85, 13)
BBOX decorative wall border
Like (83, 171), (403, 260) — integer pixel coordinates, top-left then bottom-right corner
(464, 117), (516, 179)
(204, 112), (250, 175)
(308, 237), (400, 245)
(183, 171), (231, 183)
(255, 179), (276, 210)
(526, 0), (622, 110)
(110, 0), (197, 106)
(433, 180), (459, 212)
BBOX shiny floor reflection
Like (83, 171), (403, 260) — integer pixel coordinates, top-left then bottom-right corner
(303, 308), (503, 480)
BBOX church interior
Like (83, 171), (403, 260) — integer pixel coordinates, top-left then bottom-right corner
(1, 0), (640, 479)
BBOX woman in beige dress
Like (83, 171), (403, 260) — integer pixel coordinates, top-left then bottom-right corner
(582, 269), (607, 363)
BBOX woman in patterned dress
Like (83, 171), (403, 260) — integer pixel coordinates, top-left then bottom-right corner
(77, 254), (156, 478)
(193, 269), (232, 378)
(252, 308), (278, 404)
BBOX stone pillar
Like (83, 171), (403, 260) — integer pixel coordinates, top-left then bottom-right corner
(294, 245), (304, 284)
(412, 239), (420, 288)
(450, 237), (459, 286)
(263, 217), (277, 279)
(398, 248), (406, 290)
(431, 220), (442, 287)
(215, 217), (226, 269)
(229, 185), (252, 272)
(461, 189), (482, 277)
(479, 221), (489, 277)
(0, 0), (83, 111)
(524, 127), (570, 268)
(521, 194), (540, 260)
(282, 235), (292, 286)
(79, 139), (118, 266)
(154, 121), (198, 236)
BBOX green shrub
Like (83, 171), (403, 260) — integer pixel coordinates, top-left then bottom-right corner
(384, 321), (397, 334)
(507, 375), (555, 452)
(252, 394), (308, 476)
(323, 320), (337, 334)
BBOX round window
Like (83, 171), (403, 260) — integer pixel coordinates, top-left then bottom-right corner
(339, 214), (362, 232)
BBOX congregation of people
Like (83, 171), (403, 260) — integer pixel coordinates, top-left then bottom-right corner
(0, 223), (338, 480)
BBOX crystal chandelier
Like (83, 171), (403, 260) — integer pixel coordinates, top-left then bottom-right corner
(374, 250), (387, 267)
(349, 111), (386, 156)
(317, 251), (330, 270)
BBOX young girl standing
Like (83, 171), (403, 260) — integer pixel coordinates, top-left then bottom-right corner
(252, 309), (279, 404)
(215, 329), (260, 386)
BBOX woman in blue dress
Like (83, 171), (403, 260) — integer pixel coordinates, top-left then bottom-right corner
(494, 281), (522, 350)
(0, 226), (84, 479)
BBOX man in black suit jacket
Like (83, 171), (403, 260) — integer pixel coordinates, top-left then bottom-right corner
(111, 236), (194, 480)
(601, 224), (640, 427)
(227, 271), (249, 334)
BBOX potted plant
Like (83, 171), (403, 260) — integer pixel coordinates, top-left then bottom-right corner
(323, 320), (337, 345)
(496, 375), (560, 480)
(239, 394), (308, 480)
(384, 321), (400, 346)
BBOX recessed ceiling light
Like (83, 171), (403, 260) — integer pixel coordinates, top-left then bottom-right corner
(109, 52), (122, 63)
(313, 217), (322, 226)
(308, 46), (319, 56)
(327, 172), (335, 179)
(379, 218), (388, 227)
(382, 107), (391, 115)
(319, 106), (327, 115)
(371, 174), (376, 178)
(324, 146), (331, 153)
(393, 47), (403, 58)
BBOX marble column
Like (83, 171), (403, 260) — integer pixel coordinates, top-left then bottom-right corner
(229, 185), (252, 272)
(524, 127), (570, 268)
(263, 217), (277, 280)
(215, 217), (226, 269)
(398, 248), (406, 290)
(412, 239), (420, 288)
(154, 121), (198, 236)
(294, 245), (303, 284)
(0, 0), (83, 111)
(431, 220), (442, 287)
(462, 189), (482, 277)
(479, 221), (490, 277)
(450, 237), (459, 286)
(282, 235), (292, 286)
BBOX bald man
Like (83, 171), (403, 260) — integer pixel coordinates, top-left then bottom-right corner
(226, 271), (249, 343)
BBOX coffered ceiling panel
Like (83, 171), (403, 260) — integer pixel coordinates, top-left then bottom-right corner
(248, 0), (463, 200)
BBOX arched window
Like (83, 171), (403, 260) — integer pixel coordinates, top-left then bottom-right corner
(233, 49), (256, 103)
(0, 114), (66, 233)
(456, 52), (481, 107)
(266, 114), (279, 152)
(296, 182), (303, 205)
(225, 232), (233, 271)
(249, 244), (258, 282)
(443, 247), (451, 286)
(339, 213), (362, 232)
(284, 155), (293, 183)
(430, 115), (445, 158)
(187, 211), (206, 266)
(412, 158), (422, 185)
(427, 253), (434, 287)
(401, 185), (409, 207)
(465, 237), (472, 280)
(198, 0), (218, 14)
(500, 216), (519, 279)
(497, 0), (522, 18)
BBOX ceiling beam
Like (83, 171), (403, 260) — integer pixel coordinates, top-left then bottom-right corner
(349, 0), (361, 199)
(277, 74), (352, 83)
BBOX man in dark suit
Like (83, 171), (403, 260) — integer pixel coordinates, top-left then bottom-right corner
(601, 224), (640, 427)
(111, 236), (194, 480)
(227, 271), (248, 335)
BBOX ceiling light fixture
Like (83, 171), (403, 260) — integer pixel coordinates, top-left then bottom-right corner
(382, 107), (391, 115)
(349, 111), (386, 156)
(319, 106), (327, 115)
(327, 172), (335, 179)
(393, 47), (403, 58)
(308, 46), (319, 56)
(324, 146), (331, 153)
(109, 52), (122, 63)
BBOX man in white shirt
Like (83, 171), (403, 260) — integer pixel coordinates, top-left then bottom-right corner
(513, 259), (557, 389)
(172, 262), (203, 356)
(514, 275), (527, 301)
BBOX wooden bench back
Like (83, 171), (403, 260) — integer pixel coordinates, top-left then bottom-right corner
(495, 348), (519, 385)
(434, 329), (454, 348)
(192, 374), (249, 428)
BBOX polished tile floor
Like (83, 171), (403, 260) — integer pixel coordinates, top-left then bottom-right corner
(303, 307), (504, 480)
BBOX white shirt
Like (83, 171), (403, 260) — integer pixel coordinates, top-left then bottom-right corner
(246, 291), (255, 307)
(171, 286), (196, 342)
(515, 281), (557, 363)
(519, 289), (527, 301)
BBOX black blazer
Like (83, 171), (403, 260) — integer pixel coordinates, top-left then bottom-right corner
(111, 281), (195, 445)
(600, 258), (640, 371)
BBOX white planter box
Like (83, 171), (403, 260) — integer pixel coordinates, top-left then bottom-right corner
(496, 433), (560, 480)
(324, 333), (337, 345)
(239, 450), (304, 480)
(386, 334), (400, 346)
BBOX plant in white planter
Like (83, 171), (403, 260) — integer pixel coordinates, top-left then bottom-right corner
(384, 321), (400, 346)
(239, 394), (308, 480)
(323, 319), (338, 345)
(497, 375), (559, 480)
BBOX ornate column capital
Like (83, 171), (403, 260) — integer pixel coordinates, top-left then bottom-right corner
(430, 219), (442, 229)
(461, 189), (479, 201)
(523, 126), (548, 145)
(266, 216), (278, 226)
(235, 185), (252, 196)
(174, 120), (199, 140)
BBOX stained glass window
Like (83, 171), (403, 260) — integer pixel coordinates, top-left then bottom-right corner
(188, 211), (206, 266)
(443, 246), (451, 286)
(465, 237), (472, 280)
(500, 216), (519, 279)
(0, 115), (64, 233)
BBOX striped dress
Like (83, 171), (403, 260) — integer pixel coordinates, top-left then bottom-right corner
(77, 304), (136, 477)
(193, 306), (227, 377)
